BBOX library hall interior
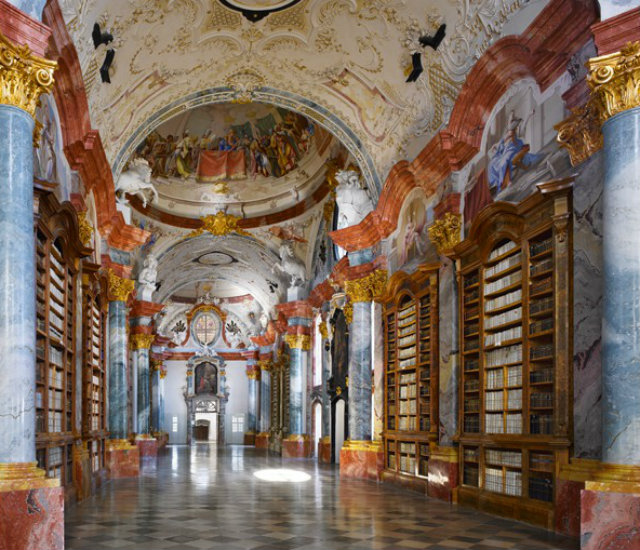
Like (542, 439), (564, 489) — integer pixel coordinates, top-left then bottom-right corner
(1, 0), (640, 549)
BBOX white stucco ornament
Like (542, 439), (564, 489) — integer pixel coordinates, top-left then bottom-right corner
(272, 241), (306, 289)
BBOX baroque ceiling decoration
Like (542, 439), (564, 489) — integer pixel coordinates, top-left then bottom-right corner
(59, 0), (547, 187)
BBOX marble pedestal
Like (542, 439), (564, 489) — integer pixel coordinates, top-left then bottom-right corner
(153, 431), (169, 449)
(555, 478), (583, 537)
(72, 443), (91, 502)
(243, 432), (256, 446)
(581, 484), (640, 550)
(339, 442), (384, 481)
(106, 441), (140, 479)
(282, 435), (312, 458)
(318, 437), (331, 464)
(135, 437), (158, 472)
(0, 463), (64, 550)
(427, 447), (459, 502)
(255, 432), (270, 449)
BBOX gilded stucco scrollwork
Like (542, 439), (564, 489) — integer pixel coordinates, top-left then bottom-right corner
(428, 212), (461, 256)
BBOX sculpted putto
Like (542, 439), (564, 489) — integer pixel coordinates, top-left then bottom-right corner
(137, 254), (158, 301)
(334, 170), (373, 229)
(272, 241), (306, 288)
(116, 158), (159, 208)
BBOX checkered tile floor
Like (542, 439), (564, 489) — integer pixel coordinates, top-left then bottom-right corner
(65, 445), (578, 549)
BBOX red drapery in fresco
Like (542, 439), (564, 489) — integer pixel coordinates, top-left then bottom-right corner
(464, 169), (493, 223)
(197, 150), (247, 182)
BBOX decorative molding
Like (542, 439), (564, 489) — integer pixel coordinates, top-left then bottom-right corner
(258, 359), (272, 371)
(0, 31), (56, 120)
(107, 269), (135, 302)
(77, 211), (94, 247)
(284, 333), (311, 350)
(130, 333), (155, 350)
(428, 212), (461, 256)
(588, 41), (640, 123)
(188, 211), (250, 238)
(555, 101), (603, 166)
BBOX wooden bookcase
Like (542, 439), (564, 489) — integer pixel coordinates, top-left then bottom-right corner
(454, 180), (572, 528)
(81, 263), (108, 477)
(34, 184), (91, 498)
(381, 265), (439, 490)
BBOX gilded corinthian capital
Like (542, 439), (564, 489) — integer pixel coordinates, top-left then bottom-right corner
(428, 212), (461, 256)
(284, 333), (311, 350)
(0, 32), (56, 118)
(107, 270), (135, 302)
(588, 41), (640, 123)
(130, 333), (155, 350)
(555, 102), (603, 166)
(344, 269), (388, 304)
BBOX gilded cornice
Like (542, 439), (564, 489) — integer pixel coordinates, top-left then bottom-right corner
(107, 270), (135, 302)
(0, 32), (56, 119)
(344, 269), (388, 304)
(284, 333), (311, 350)
(555, 102), (603, 166)
(588, 41), (640, 123)
(188, 211), (250, 238)
(130, 333), (155, 350)
(77, 212), (94, 247)
(428, 212), (461, 256)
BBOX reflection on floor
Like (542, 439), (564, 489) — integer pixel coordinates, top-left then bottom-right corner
(65, 445), (577, 550)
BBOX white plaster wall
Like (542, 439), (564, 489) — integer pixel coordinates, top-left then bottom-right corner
(163, 360), (189, 444)
(224, 361), (249, 445)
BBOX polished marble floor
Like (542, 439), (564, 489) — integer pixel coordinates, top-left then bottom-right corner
(65, 445), (578, 550)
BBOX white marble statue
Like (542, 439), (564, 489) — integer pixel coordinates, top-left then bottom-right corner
(137, 254), (158, 301)
(116, 158), (159, 208)
(272, 241), (306, 288)
(334, 170), (374, 229)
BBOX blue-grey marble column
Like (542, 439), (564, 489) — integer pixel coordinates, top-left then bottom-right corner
(289, 347), (309, 435)
(158, 371), (166, 431)
(108, 300), (129, 440)
(0, 105), (36, 463)
(320, 325), (331, 439)
(348, 301), (373, 441)
(246, 361), (259, 434)
(130, 350), (139, 433)
(135, 347), (151, 434)
(601, 107), (640, 466)
(259, 363), (271, 433)
(151, 364), (160, 431)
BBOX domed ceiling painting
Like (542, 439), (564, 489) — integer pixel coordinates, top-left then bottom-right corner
(128, 102), (338, 219)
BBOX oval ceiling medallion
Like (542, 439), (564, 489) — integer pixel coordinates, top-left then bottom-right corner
(218, 0), (302, 22)
(197, 252), (236, 266)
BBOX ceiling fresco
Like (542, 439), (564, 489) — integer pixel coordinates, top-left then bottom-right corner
(60, 0), (549, 186)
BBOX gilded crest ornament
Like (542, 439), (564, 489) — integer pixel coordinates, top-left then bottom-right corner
(188, 211), (250, 238)
(77, 212), (94, 247)
(428, 212), (462, 256)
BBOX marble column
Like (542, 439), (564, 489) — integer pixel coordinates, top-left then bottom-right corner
(105, 271), (139, 478)
(255, 359), (271, 449)
(283, 334), (312, 458)
(340, 269), (386, 480)
(244, 360), (259, 445)
(150, 360), (161, 431)
(590, 51), (640, 467)
(0, 32), (63, 550)
(318, 322), (332, 463)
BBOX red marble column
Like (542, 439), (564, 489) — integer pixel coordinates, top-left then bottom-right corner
(339, 441), (384, 481)
(106, 441), (140, 479)
(581, 483), (640, 550)
(0, 463), (64, 550)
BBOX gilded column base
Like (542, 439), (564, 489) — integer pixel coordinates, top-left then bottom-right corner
(255, 432), (270, 449)
(282, 434), (312, 458)
(340, 440), (384, 481)
(318, 436), (332, 464)
(0, 463), (64, 550)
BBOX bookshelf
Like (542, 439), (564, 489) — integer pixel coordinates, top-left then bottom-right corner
(34, 185), (91, 500)
(454, 181), (572, 528)
(381, 265), (439, 490)
(81, 263), (108, 478)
